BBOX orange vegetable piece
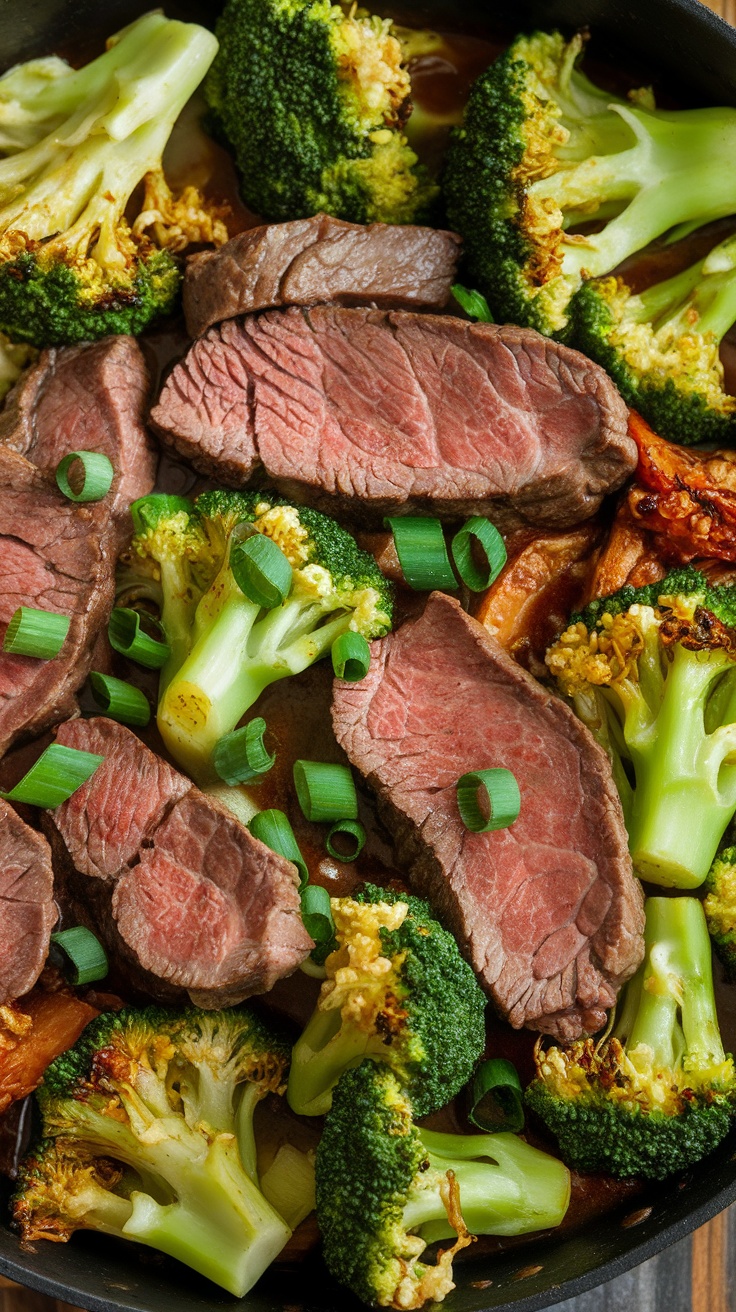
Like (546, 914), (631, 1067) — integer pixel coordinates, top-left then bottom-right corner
(0, 988), (98, 1115)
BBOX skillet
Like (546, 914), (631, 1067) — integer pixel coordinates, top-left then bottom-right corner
(2, 0), (736, 1307)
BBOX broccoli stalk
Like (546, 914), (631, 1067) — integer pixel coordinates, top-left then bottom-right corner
(444, 30), (736, 337)
(0, 13), (227, 346)
(526, 896), (736, 1180)
(573, 231), (736, 445)
(122, 490), (393, 782)
(546, 567), (736, 887)
(316, 1060), (571, 1310)
(13, 1005), (311, 1297)
(287, 885), (486, 1117)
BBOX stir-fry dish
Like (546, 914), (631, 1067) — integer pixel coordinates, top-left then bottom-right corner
(4, 5), (736, 1308)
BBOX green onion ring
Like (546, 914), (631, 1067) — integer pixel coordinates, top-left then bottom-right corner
(456, 768), (520, 833)
(325, 819), (366, 863)
(451, 517), (507, 592)
(88, 672), (151, 727)
(50, 926), (109, 986)
(300, 884), (335, 943)
(56, 451), (114, 503)
(1, 743), (103, 808)
(248, 808), (309, 887)
(108, 608), (171, 669)
(293, 760), (358, 824)
(469, 1058), (524, 1133)
(231, 534), (293, 609)
(3, 607), (70, 659)
(331, 631), (371, 682)
(385, 516), (457, 592)
(214, 718), (275, 786)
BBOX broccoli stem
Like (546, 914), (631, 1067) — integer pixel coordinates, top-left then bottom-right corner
(287, 1007), (391, 1117)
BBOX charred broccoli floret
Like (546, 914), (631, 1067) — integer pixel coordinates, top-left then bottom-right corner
(546, 567), (736, 887)
(0, 13), (227, 346)
(287, 884), (486, 1117)
(12, 1005), (314, 1297)
(526, 896), (736, 1180)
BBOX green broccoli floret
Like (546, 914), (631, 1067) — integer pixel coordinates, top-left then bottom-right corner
(12, 1004), (316, 1297)
(316, 1060), (571, 1310)
(545, 567), (736, 887)
(573, 231), (736, 446)
(526, 896), (736, 1180)
(205, 0), (438, 225)
(443, 30), (736, 337)
(122, 488), (393, 781)
(287, 884), (486, 1117)
(705, 846), (736, 979)
(0, 12), (227, 346)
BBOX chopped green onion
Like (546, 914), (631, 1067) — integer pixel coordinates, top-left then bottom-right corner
(326, 819), (366, 863)
(108, 608), (171, 669)
(469, 1058), (524, 1133)
(50, 926), (109, 986)
(130, 493), (194, 534)
(248, 808), (309, 887)
(451, 517), (507, 592)
(457, 768), (520, 833)
(214, 717), (275, 786)
(56, 451), (114, 503)
(3, 607), (70, 659)
(0, 743), (103, 808)
(332, 631), (371, 682)
(89, 672), (151, 728)
(451, 284), (494, 323)
(385, 517), (457, 592)
(231, 534), (292, 609)
(293, 760), (358, 824)
(300, 884), (335, 943)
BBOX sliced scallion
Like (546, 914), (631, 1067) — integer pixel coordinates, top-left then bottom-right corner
(300, 883), (335, 943)
(89, 672), (151, 727)
(326, 818), (366, 863)
(469, 1058), (524, 1133)
(294, 760), (358, 824)
(248, 808), (309, 887)
(56, 451), (114, 503)
(456, 768), (520, 833)
(108, 608), (170, 669)
(231, 534), (292, 609)
(0, 743), (103, 808)
(385, 516), (457, 592)
(451, 284), (494, 323)
(451, 517), (507, 592)
(214, 717), (275, 786)
(331, 631), (371, 682)
(50, 926), (109, 986)
(3, 607), (70, 659)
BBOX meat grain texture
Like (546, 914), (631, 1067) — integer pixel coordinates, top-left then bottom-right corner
(151, 307), (635, 528)
(332, 592), (645, 1040)
(45, 718), (313, 1006)
(0, 799), (56, 1005)
(183, 213), (462, 336)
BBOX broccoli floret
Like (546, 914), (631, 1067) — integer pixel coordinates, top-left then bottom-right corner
(287, 884), (486, 1117)
(316, 1060), (571, 1310)
(443, 30), (736, 337)
(0, 13), (227, 346)
(573, 231), (736, 446)
(205, 0), (438, 225)
(705, 846), (736, 980)
(526, 896), (736, 1180)
(545, 567), (736, 887)
(12, 1004), (316, 1297)
(123, 488), (393, 781)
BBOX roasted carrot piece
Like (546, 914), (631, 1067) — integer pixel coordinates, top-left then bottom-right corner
(0, 989), (98, 1115)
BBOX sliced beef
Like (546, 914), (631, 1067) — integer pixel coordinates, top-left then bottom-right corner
(0, 448), (116, 756)
(183, 214), (461, 337)
(0, 800), (56, 1005)
(46, 718), (312, 1006)
(332, 592), (644, 1040)
(151, 307), (635, 529)
(0, 335), (156, 522)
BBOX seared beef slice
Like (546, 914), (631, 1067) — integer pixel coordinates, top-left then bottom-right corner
(0, 448), (115, 755)
(183, 214), (461, 337)
(0, 799), (56, 1004)
(332, 593), (644, 1040)
(47, 718), (312, 1005)
(0, 335), (156, 520)
(151, 308), (635, 528)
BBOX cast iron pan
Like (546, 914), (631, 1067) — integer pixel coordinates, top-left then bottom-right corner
(2, 0), (736, 1307)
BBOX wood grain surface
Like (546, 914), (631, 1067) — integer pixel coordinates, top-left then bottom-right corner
(2, 0), (736, 1310)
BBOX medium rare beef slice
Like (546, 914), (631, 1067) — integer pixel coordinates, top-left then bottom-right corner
(332, 592), (644, 1040)
(47, 718), (312, 1006)
(151, 307), (635, 528)
(183, 214), (462, 337)
(0, 800), (56, 1004)
(0, 448), (115, 756)
(0, 335), (156, 520)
